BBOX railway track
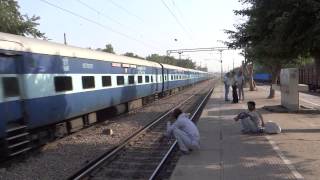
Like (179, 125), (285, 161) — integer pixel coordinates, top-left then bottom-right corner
(68, 87), (213, 180)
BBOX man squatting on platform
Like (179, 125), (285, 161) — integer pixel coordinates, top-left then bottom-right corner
(234, 101), (265, 133)
(166, 108), (200, 153)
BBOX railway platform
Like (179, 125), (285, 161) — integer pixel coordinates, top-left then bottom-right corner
(170, 85), (320, 180)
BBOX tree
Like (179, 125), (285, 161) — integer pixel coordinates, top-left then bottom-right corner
(0, 0), (45, 38)
(225, 0), (309, 98)
(271, 0), (320, 78)
(123, 52), (144, 59)
(97, 44), (115, 54)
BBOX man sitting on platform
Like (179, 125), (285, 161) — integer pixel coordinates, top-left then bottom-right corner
(234, 101), (264, 134)
(166, 108), (200, 154)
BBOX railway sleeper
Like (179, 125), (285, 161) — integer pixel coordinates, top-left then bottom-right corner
(124, 148), (169, 155)
(103, 164), (160, 171)
(111, 161), (159, 167)
(96, 168), (156, 179)
(128, 142), (171, 149)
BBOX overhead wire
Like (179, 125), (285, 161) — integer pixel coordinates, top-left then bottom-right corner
(108, 0), (145, 23)
(107, 0), (180, 44)
(75, 0), (165, 49)
(83, 0), (189, 51)
(160, 0), (197, 45)
(76, 0), (125, 28)
(170, 0), (195, 37)
(39, 0), (159, 50)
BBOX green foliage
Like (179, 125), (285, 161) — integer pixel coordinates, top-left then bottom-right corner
(123, 52), (144, 59)
(146, 54), (196, 69)
(0, 0), (45, 38)
(226, 0), (320, 68)
(97, 44), (115, 54)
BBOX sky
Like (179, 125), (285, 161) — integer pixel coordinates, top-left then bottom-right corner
(17, 0), (245, 72)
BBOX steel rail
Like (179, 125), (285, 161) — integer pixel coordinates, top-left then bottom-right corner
(68, 87), (207, 180)
(148, 87), (213, 180)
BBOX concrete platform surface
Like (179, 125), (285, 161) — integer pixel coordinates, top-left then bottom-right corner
(170, 84), (320, 180)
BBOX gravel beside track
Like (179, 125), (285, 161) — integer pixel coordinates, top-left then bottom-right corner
(89, 86), (211, 179)
(0, 80), (214, 180)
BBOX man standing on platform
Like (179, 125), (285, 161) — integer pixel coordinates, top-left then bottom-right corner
(166, 108), (200, 154)
(224, 72), (231, 101)
(237, 70), (245, 101)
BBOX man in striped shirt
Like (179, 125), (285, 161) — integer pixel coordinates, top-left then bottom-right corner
(234, 101), (264, 133)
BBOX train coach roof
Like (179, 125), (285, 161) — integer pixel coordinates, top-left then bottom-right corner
(0, 32), (161, 68)
(0, 32), (207, 74)
(162, 63), (207, 74)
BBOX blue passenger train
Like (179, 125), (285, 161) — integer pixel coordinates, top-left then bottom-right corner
(0, 32), (209, 159)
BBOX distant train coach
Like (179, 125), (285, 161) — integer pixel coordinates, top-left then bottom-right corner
(0, 32), (210, 160)
(253, 73), (271, 83)
(299, 64), (320, 91)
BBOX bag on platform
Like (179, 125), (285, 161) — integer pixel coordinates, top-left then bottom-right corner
(264, 121), (281, 134)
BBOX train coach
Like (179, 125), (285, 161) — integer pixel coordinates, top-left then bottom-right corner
(0, 32), (209, 159)
(299, 64), (320, 91)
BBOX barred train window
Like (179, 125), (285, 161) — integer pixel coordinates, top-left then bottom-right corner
(128, 75), (134, 84)
(102, 76), (112, 87)
(117, 76), (124, 85)
(138, 76), (142, 84)
(151, 76), (153, 82)
(3, 77), (20, 97)
(82, 76), (95, 89)
(54, 76), (73, 92)
(145, 76), (149, 83)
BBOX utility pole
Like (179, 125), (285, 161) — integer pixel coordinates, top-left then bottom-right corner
(178, 51), (182, 60)
(233, 59), (234, 70)
(219, 50), (223, 81)
(166, 47), (230, 80)
(64, 33), (67, 45)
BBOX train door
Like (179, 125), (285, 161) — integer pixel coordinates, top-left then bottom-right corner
(155, 68), (159, 92)
(153, 67), (157, 92)
(0, 52), (31, 157)
(166, 69), (169, 90)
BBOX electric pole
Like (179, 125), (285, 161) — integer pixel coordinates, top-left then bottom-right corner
(166, 47), (230, 81)
(219, 50), (223, 81)
(233, 59), (234, 70)
(64, 33), (67, 45)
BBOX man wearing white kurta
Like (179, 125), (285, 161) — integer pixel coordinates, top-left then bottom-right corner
(166, 109), (200, 153)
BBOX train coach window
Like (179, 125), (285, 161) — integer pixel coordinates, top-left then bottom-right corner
(54, 76), (73, 92)
(3, 77), (20, 97)
(138, 76), (143, 83)
(171, 75), (173, 80)
(128, 75), (135, 84)
(117, 76), (124, 85)
(145, 76), (150, 83)
(151, 76), (153, 82)
(102, 76), (112, 87)
(82, 76), (95, 89)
